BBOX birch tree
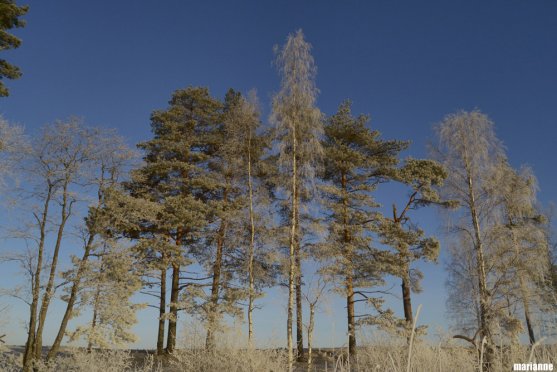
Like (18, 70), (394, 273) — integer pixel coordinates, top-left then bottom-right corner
(21, 119), (98, 371)
(433, 110), (505, 370)
(46, 131), (135, 360)
(492, 161), (554, 344)
(270, 29), (323, 368)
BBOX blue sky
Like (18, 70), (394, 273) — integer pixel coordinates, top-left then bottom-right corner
(0, 0), (556, 349)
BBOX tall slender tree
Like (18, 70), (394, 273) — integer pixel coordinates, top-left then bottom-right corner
(270, 29), (324, 368)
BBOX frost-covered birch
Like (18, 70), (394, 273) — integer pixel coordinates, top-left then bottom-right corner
(432, 110), (505, 370)
(270, 29), (323, 368)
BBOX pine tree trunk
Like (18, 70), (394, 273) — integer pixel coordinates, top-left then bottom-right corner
(157, 265), (167, 355)
(206, 219), (226, 350)
(401, 264), (414, 343)
(346, 274), (356, 358)
(166, 261), (180, 354)
(341, 173), (357, 359)
(47, 233), (95, 361)
(35, 181), (70, 360)
(23, 185), (53, 372)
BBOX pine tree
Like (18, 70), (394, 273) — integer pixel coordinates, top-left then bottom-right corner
(320, 101), (407, 358)
(375, 158), (454, 338)
(270, 29), (324, 368)
(116, 86), (221, 354)
(0, 0), (28, 96)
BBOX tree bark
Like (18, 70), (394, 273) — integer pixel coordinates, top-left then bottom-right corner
(341, 173), (357, 359)
(87, 282), (102, 352)
(467, 172), (494, 370)
(295, 221), (305, 362)
(23, 184), (53, 372)
(287, 131), (298, 372)
(47, 233), (95, 361)
(247, 136), (256, 346)
(510, 224), (536, 345)
(157, 264), (167, 355)
(307, 306), (315, 372)
(346, 274), (356, 358)
(35, 180), (71, 360)
(205, 218), (227, 350)
(401, 263), (414, 345)
(165, 261), (180, 354)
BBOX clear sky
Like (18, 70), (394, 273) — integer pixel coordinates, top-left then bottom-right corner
(0, 0), (556, 349)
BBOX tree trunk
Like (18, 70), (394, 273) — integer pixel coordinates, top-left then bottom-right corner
(522, 292), (536, 345)
(157, 265), (167, 355)
(35, 180), (71, 360)
(205, 218), (227, 350)
(23, 185), (53, 372)
(287, 132), (298, 372)
(307, 306), (315, 372)
(509, 222), (537, 345)
(467, 173), (494, 370)
(248, 130), (255, 347)
(165, 261), (180, 354)
(346, 274), (356, 358)
(341, 173), (357, 359)
(47, 233), (95, 361)
(87, 283), (102, 352)
(401, 264), (414, 343)
(247, 139), (256, 346)
(295, 221), (305, 362)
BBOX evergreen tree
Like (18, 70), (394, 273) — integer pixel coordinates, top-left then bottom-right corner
(110, 86), (221, 354)
(375, 158), (453, 337)
(320, 101), (407, 358)
(0, 0), (28, 96)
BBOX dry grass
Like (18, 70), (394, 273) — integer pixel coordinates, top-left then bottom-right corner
(1, 339), (556, 371)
